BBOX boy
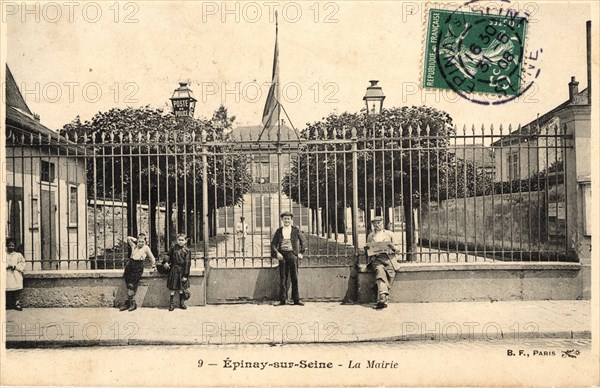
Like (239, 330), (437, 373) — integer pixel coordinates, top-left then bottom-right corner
(271, 211), (307, 306)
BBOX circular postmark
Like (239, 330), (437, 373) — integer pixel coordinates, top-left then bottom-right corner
(425, 0), (541, 105)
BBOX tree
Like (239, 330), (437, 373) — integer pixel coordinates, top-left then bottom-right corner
(60, 105), (251, 255)
(282, 106), (454, 258)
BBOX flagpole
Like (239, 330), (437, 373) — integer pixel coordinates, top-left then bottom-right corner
(276, 11), (281, 143)
(275, 10), (283, 223)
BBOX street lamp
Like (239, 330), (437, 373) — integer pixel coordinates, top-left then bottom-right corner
(170, 82), (197, 118)
(363, 80), (386, 116)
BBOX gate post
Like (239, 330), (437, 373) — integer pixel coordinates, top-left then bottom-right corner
(343, 126), (360, 303)
(201, 129), (209, 305)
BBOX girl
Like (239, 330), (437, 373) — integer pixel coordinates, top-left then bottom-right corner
(120, 234), (156, 311)
(5, 238), (26, 311)
(164, 233), (191, 311)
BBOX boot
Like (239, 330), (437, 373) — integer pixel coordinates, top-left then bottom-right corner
(128, 299), (137, 312)
(119, 298), (131, 311)
(169, 295), (176, 311)
(179, 293), (187, 310)
(6, 292), (14, 310)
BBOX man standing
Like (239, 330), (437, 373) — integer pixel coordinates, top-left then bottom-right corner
(235, 216), (249, 254)
(365, 216), (398, 310)
(271, 211), (307, 306)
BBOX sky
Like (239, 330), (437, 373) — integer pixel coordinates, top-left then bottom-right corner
(2, 1), (595, 135)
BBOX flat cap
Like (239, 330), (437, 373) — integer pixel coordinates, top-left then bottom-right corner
(371, 216), (384, 223)
(280, 211), (294, 218)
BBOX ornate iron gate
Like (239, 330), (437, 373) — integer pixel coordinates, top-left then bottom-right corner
(5, 120), (574, 297)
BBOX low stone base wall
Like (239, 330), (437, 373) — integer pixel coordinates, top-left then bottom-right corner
(357, 263), (584, 303)
(20, 270), (205, 308)
(18, 263), (584, 307)
(206, 267), (354, 303)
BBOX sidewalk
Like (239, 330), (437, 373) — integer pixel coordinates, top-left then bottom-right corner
(3, 300), (591, 348)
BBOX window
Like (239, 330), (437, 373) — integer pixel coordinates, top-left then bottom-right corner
(508, 152), (519, 181)
(68, 185), (78, 227)
(41, 161), (56, 182)
(255, 196), (271, 228)
(270, 163), (278, 183)
(217, 207), (236, 230)
(291, 203), (310, 227)
(252, 155), (271, 184)
(393, 206), (403, 223)
(31, 197), (39, 228)
(358, 210), (365, 223)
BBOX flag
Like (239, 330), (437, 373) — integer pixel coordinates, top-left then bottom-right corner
(261, 11), (279, 133)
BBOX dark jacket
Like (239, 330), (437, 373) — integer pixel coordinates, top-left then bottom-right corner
(271, 225), (307, 258)
(166, 245), (192, 278)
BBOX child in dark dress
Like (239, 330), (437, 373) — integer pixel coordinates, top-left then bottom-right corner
(164, 234), (191, 311)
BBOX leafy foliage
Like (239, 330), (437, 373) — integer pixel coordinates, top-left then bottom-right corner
(60, 105), (251, 249)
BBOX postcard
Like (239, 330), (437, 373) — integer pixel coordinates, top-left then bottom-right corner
(0, 1), (598, 387)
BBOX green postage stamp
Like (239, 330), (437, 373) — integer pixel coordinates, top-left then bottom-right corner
(423, 7), (528, 99)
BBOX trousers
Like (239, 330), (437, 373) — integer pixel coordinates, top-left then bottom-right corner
(371, 254), (396, 303)
(278, 251), (300, 303)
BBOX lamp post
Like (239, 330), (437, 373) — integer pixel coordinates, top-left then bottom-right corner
(363, 80), (386, 116)
(170, 82), (197, 118)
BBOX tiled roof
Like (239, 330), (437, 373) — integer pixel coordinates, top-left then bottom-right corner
(5, 65), (32, 115)
(230, 124), (300, 142)
(490, 87), (589, 147)
(448, 145), (495, 168)
(5, 65), (84, 151)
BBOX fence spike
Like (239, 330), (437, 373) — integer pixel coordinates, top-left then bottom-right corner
(480, 123), (486, 135)
(351, 126), (357, 139)
(499, 124), (504, 135)
(425, 125), (431, 136)
(471, 124), (476, 135)
(415, 125), (421, 137)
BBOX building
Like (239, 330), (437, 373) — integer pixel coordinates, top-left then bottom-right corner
(448, 145), (495, 180)
(216, 123), (309, 234)
(5, 65), (89, 270)
(490, 78), (589, 182)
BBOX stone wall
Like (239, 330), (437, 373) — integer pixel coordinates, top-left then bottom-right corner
(19, 262), (584, 307)
(87, 202), (166, 260)
(419, 185), (571, 260)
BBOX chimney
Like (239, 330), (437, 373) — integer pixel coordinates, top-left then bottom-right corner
(569, 76), (579, 102)
(587, 21), (591, 103)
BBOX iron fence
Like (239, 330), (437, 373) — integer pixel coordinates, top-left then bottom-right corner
(5, 121), (574, 271)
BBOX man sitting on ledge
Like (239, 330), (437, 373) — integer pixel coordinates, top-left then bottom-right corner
(365, 216), (398, 310)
